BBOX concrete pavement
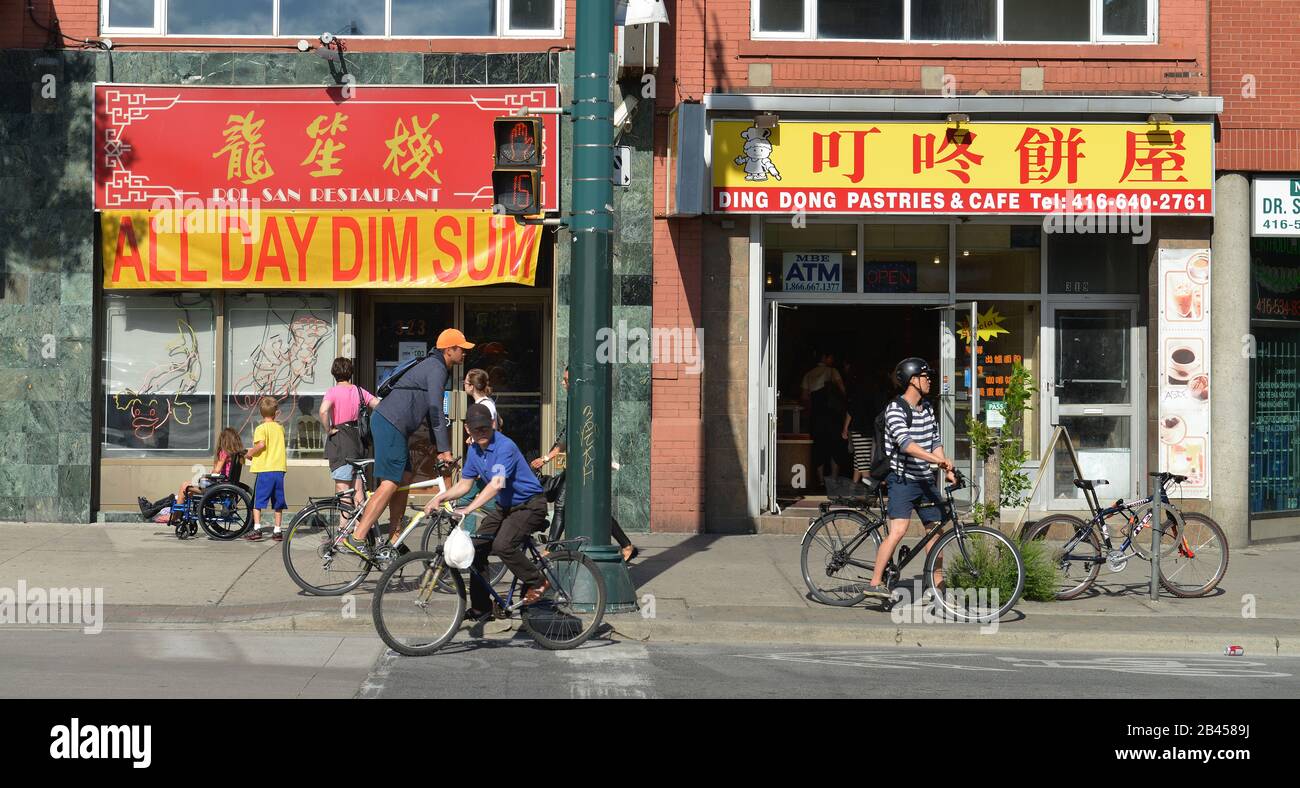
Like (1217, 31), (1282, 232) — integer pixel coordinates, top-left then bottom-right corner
(1, 521), (1297, 655)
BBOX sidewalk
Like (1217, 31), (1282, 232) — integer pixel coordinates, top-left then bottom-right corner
(1, 521), (1296, 655)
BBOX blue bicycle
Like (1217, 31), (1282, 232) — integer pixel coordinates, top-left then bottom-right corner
(371, 512), (607, 654)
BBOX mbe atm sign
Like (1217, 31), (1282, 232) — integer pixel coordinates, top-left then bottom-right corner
(782, 252), (843, 293)
(1253, 178), (1300, 237)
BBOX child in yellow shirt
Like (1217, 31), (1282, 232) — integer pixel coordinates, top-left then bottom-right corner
(245, 396), (288, 541)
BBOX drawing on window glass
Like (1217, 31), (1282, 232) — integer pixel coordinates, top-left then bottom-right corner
(231, 311), (333, 433)
(112, 319), (200, 439)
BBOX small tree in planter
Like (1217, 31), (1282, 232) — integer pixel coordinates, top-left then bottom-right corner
(965, 362), (1035, 527)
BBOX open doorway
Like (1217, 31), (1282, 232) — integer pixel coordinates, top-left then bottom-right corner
(774, 304), (941, 505)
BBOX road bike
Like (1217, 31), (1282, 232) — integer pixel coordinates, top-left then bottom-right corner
(1023, 471), (1229, 599)
(372, 519), (607, 654)
(800, 468), (1025, 623)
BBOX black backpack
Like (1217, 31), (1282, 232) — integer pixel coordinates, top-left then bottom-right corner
(868, 396), (927, 483)
(376, 353), (427, 398)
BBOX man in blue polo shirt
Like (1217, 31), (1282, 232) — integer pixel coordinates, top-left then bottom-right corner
(427, 402), (547, 617)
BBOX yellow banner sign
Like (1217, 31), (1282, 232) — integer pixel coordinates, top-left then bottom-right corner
(102, 209), (542, 289)
(712, 121), (1214, 215)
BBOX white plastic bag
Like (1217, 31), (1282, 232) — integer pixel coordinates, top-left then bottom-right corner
(443, 525), (475, 570)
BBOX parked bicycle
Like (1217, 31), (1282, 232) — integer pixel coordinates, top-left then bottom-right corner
(800, 468), (1025, 623)
(1023, 471), (1228, 599)
(372, 518), (606, 654)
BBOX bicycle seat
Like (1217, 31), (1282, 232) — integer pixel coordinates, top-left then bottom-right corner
(1073, 479), (1109, 491)
(347, 458), (376, 469)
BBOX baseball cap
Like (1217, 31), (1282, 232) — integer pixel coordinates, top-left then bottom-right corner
(465, 403), (495, 430)
(435, 328), (475, 350)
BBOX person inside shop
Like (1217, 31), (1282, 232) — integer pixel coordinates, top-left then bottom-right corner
(801, 349), (851, 492)
(342, 328), (474, 558)
(320, 357), (381, 504)
(841, 361), (878, 493)
(427, 402), (550, 619)
(532, 366), (638, 562)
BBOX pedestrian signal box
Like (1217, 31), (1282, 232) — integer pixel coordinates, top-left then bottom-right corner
(492, 117), (543, 215)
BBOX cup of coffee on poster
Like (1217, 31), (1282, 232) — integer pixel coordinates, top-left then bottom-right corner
(1166, 339), (1202, 385)
(1187, 251), (1210, 285)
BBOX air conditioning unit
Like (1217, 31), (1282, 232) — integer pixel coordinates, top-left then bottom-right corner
(616, 24), (659, 75)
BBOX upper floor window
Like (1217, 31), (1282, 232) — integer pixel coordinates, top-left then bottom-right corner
(101, 0), (563, 38)
(752, 0), (1155, 43)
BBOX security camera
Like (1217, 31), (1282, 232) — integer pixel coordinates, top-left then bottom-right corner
(613, 94), (638, 132)
(319, 32), (334, 45)
(296, 39), (311, 52)
(100, 38), (114, 50)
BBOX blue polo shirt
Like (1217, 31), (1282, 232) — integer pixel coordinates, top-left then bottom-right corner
(462, 432), (544, 508)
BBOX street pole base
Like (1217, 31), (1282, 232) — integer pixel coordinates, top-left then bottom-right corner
(581, 543), (639, 613)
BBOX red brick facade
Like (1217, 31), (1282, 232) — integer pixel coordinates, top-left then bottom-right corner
(1211, 0), (1300, 171)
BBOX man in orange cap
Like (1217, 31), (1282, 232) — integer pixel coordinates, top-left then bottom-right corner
(345, 328), (474, 557)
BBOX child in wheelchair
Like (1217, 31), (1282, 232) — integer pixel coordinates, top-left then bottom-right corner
(138, 428), (245, 524)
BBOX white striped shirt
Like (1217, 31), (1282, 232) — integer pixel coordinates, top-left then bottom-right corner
(883, 398), (939, 481)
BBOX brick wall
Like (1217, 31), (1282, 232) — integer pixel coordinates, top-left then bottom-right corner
(1211, 0), (1300, 171)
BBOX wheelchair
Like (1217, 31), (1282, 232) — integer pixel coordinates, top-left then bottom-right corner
(168, 453), (255, 540)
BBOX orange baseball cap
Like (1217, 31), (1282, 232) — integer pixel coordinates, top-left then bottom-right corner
(435, 328), (475, 350)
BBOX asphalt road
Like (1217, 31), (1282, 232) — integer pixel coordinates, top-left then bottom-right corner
(2, 627), (1295, 699)
(362, 633), (1300, 699)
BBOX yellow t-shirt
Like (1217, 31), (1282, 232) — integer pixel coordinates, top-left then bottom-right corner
(251, 420), (287, 473)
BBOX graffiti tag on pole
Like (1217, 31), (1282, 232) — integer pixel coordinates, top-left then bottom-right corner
(581, 404), (597, 483)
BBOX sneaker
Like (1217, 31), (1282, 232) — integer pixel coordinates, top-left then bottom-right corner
(272, 532), (283, 542)
(244, 529), (263, 541)
(339, 534), (369, 558)
(860, 584), (892, 599)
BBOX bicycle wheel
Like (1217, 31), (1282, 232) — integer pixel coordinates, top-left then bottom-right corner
(420, 513), (508, 592)
(282, 502), (374, 596)
(373, 550), (466, 656)
(925, 525), (1024, 623)
(1158, 512), (1229, 598)
(800, 510), (881, 606)
(518, 550), (606, 650)
(198, 484), (253, 540)
(1023, 514), (1100, 600)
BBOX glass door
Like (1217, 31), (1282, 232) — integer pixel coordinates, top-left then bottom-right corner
(763, 300), (780, 513)
(1045, 306), (1140, 508)
(460, 299), (547, 463)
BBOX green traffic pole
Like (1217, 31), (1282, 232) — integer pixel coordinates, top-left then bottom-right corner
(566, 0), (637, 612)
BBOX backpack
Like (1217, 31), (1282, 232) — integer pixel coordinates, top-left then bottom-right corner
(868, 396), (927, 483)
(376, 354), (427, 398)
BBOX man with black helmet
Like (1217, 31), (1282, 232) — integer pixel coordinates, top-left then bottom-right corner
(861, 357), (955, 598)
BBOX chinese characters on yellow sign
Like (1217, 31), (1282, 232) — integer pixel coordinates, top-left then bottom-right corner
(713, 121), (1213, 215)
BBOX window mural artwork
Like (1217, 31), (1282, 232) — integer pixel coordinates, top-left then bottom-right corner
(112, 319), (201, 440)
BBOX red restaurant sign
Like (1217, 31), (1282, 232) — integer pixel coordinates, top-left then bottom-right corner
(94, 85), (560, 211)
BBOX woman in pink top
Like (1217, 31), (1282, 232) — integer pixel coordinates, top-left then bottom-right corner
(320, 357), (381, 502)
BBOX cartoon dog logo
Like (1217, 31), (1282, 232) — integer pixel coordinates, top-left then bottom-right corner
(733, 126), (781, 182)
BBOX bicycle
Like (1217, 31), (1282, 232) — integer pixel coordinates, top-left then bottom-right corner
(372, 519), (607, 654)
(281, 459), (460, 596)
(800, 468), (1025, 623)
(1023, 471), (1229, 599)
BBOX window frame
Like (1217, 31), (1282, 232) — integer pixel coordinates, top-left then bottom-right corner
(750, 0), (1157, 44)
(101, 0), (564, 39)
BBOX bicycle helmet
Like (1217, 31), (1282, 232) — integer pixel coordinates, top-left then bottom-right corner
(894, 357), (931, 389)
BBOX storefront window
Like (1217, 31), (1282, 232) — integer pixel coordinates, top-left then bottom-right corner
(956, 225), (1040, 294)
(953, 300), (1041, 464)
(1250, 238), (1300, 515)
(862, 224), (948, 293)
(764, 223), (858, 293)
(1047, 232), (1144, 294)
(224, 294), (337, 460)
(102, 293), (216, 457)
